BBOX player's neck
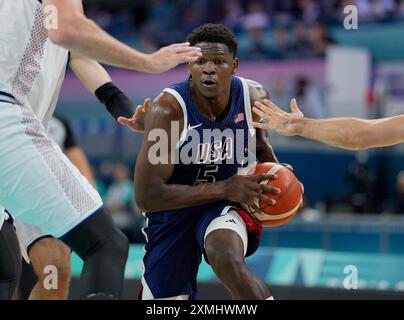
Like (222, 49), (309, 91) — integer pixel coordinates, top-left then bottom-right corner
(191, 86), (231, 121)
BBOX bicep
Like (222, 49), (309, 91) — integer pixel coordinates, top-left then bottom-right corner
(135, 135), (174, 192)
(43, 0), (84, 17)
(247, 82), (272, 142)
(134, 101), (180, 201)
(43, 0), (85, 42)
(248, 80), (269, 122)
(247, 82), (278, 161)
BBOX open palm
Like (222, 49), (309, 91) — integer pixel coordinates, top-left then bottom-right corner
(252, 98), (304, 136)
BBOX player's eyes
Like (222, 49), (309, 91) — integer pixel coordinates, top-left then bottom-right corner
(215, 59), (224, 64)
(196, 59), (205, 65)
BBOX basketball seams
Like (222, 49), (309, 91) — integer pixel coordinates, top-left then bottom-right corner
(256, 163), (302, 223)
(254, 164), (284, 208)
(253, 201), (301, 221)
(250, 164), (285, 211)
(241, 163), (302, 226)
(260, 177), (300, 208)
(259, 163), (284, 185)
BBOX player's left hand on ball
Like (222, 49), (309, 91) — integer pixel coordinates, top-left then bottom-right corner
(117, 98), (152, 132)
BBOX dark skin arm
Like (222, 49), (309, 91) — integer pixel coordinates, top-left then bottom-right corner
(135, 92), (280, 213)
(248, 80), (279, 163)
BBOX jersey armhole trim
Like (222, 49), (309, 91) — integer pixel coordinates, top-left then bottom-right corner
(237, 77), (255, 136)
(162, 88), (188, 149)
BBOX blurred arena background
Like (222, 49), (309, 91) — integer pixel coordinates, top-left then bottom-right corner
(59, 0), (404, 299)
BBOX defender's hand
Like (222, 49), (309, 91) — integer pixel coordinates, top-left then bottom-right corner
(252, 98), (304, 136)
(146, 42), (202, 74)
(117, 98), (152, 132)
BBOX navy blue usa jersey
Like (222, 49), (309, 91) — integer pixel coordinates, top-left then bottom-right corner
(163, 76), (255, 187)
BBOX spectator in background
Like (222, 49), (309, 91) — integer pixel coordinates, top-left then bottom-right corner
(321, 0), (341, 22)
(398, 0), (404, 18)
(293, 76), (326, 119)
(269, 76), (291, 110)
(271, 26), (292, 59)
(222, 0), (244, 31)
(368, 0), (396, 20)
(105, 163), (144, 243)
(138, 33), (159, 54)
(291, 22), (312, 55)
(240, 1), (270, 31)
(238, 1), (271, 60)
(245, 27), (271, 60)
(145, 0), (178, 32)
(310, 21), (335, 57)
(85, 5), (113, 30)
(339, 0), (395, 21)
(298, 0), (321, 24)
(339, 0), (371, 20)
(180, 4), (203, 34)
(269, 0), (297, 27)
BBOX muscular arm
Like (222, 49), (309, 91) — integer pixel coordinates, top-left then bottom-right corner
(248, 80), (278, 163)
(294, 115), (404, 150)
(135, 94), (227, 212)
(43, 0), (201, 73)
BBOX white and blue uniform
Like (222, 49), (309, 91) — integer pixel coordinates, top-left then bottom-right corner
(0, 0), (103, 237)
(15, 116), (82, 263)
(140, 76), (261, 300)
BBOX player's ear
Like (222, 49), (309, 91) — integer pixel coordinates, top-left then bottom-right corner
(232, 58), (239, 75)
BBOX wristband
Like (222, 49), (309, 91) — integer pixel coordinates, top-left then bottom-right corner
(95, 82), (134, 120)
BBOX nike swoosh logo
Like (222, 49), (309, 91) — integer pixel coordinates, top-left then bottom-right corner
(187, 123), (202, 130)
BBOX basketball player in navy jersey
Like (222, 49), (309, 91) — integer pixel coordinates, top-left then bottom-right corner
(136, 24), (281, 300)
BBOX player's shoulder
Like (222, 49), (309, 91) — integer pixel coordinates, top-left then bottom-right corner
(148, 91), (184, 125)
(245, 78), (268, 100)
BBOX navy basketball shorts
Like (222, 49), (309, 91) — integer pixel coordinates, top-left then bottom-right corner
(140, 201), (261, 300)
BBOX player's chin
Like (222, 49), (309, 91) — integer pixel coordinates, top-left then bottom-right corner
(199, 88), (219, 98)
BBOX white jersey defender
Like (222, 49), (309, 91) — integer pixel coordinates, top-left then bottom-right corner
(0, 0), (103, 236)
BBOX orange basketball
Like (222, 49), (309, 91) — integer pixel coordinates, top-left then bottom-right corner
(242, 162), (303, 227)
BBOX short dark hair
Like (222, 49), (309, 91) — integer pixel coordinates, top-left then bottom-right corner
(187, 24), (238, 58)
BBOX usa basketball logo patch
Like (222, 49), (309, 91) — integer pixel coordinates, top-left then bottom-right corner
(234, 112), (244, 123)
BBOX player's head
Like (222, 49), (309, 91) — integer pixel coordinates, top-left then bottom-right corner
(186, 24), (239, 99)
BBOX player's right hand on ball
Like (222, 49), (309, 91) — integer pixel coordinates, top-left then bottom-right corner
(224, 173), (280, 212)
